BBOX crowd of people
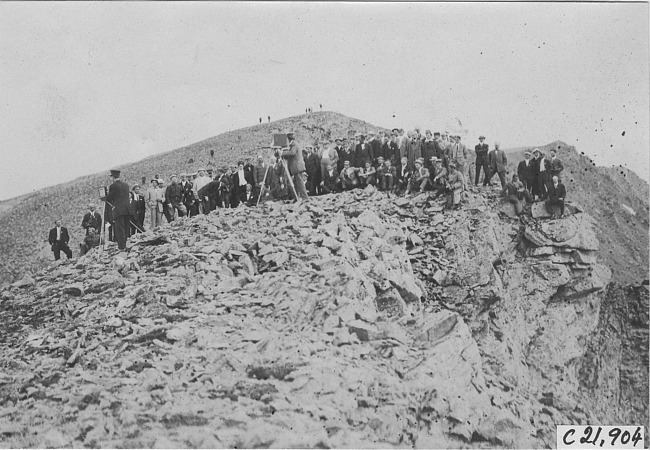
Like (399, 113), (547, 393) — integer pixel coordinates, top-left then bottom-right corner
(47, 129), (567, 259)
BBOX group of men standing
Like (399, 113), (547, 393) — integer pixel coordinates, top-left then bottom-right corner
(46, 129), (569, 260)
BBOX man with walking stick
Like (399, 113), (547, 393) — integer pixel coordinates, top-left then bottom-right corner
(281, 132), (309, 202)
(104, 169), (132, 251)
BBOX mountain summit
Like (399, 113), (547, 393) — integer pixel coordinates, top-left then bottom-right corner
(0, 112), (647, 286)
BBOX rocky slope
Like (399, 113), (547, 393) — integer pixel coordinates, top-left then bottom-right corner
(0, 112), (388, 285)
(505, 141), (649, 285)
(1, 186), (647, 448)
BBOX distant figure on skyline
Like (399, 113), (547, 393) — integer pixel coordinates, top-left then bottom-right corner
(320, 104), (322, 110)
(259, 117), (262, 124)
(268, 115), (270, 123)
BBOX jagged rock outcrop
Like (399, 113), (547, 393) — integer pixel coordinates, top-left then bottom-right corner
(0, 186), (646, 448)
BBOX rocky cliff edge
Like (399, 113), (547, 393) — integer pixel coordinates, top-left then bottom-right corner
(0, 185), (647, 448)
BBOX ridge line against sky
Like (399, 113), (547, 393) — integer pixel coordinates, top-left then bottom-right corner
(1, 2), (648, 201)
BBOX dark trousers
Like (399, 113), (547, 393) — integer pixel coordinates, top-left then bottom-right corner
(546, 198), (565, 216)
(220, 192), (230, 208)
(291, 172), (309, 200)
(52, 242), (72, 260)
(380, 174), (394, 191)
(489, 169), (507, 188)
(114, 215), (129, 250)
(475, 161), (490, 185)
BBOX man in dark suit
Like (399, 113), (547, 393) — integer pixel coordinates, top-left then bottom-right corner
(395, 156), (412, 195)
(48, 219), (72, 260)
(355, 134), (373, 167)
(281, 132), (308, 201)
(320, 163), (339, 194)
(474, 135), (490, 186)
(129, 185), (146, 234)
(517, 150), (534, 191)
(81, 204), (102, 235)
(545, 175), (567, 218)
(105, 169), (132, 250)
(231, 161), (254, 207)
(369, 132), (382, 165)
(304, 146), (321, 196)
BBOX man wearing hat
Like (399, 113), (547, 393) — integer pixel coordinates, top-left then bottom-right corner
(129, 184), (146, 234)
(475, 136), (490, 186)
(81, 204), (102, 235)
(339, 160), (360, 191)
(105, 169), (132, 250)
(304, 145), (322, 196)
(449, 135), (470, 190)
(281, 132), (309, 201)
(445, 162), (465, 210)
(502, 174), (533, 215)
(146, 178), (164, 228)
(517, 150), (534, 191)
(429, 157), (448, 199)
(319, 141), (338, 186)
(253, 154), (270, 200)
(407, 158), (430, 194)
(165, 174), (186, 220)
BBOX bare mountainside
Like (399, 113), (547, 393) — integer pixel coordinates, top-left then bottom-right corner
(505, 142), (649, 285)
(0, 113), (647, 285)
(0, 112), (387, 285)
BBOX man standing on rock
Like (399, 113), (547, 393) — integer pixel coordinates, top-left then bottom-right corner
(474, 135), (490, 187)
(105, 169), (131, 251)
(488, 141), (508, 189)
(281, 132), (309, 202)
(517, 150), (534, 191)
(545, 175), (566, 218)
(48, 219), (73, 260)
(165, 175), (186, 220)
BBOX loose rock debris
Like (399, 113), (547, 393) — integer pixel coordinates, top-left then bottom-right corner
(0, 187), (618, 448)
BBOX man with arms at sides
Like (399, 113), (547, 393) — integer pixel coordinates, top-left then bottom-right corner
(165, 175), (187, 220)
(193, 168), (212, 214)
(474, 135), (490, 187)
(378, 158), (396, 192)
(81, 204), (102, 235)
(231, 161), (254, 208)
(355, 134), (373, 167)
(129, 184), (146, 234)
(304, 145), (322, 196)
(517, 150), (534, 192)
(368, 132), (382, 166)
(545, 175), (566, 218)
(146, 179), (165, 229)
(105, 169), (132, 251)
(548, 148), (564, 189)
(422, 130), (437, 164)
(281, 132), (309, 202)
(487, 141), (508, 189)
(48, 219), (73, 260)
(253, 154), (269, 200)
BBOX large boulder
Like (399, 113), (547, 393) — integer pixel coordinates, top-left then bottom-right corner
(524, 213), (599, 251)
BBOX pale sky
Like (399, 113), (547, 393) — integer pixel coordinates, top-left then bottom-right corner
(1, 2), (648, 201)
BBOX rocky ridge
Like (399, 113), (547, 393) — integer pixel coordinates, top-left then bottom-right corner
(1, 185), (646, 448)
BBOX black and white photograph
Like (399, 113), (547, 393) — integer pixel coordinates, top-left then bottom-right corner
(0, 2), (648, 448)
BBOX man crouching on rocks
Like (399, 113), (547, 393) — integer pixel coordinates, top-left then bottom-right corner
(281, 132), (309, 202)
(445, 162), (464, 210)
